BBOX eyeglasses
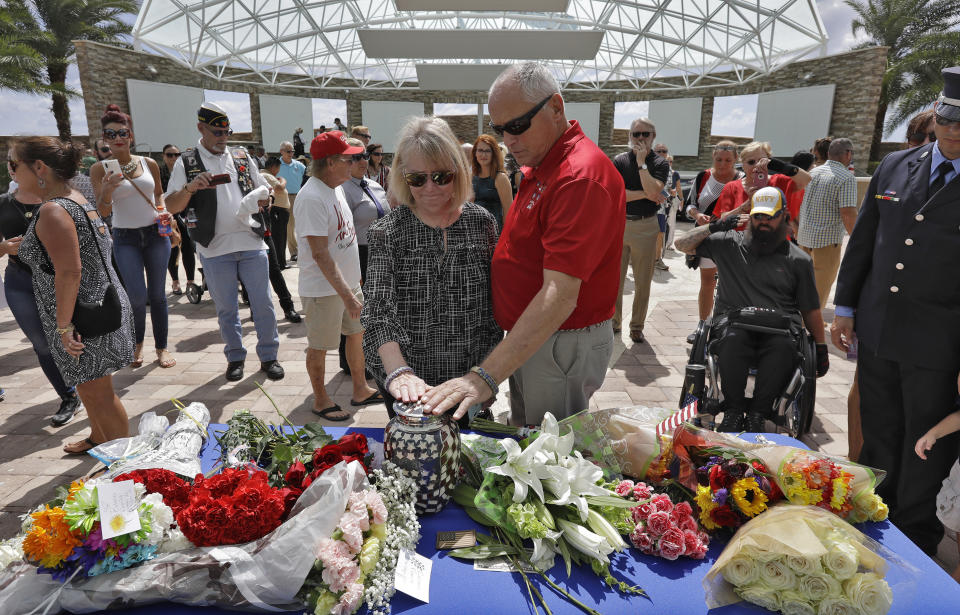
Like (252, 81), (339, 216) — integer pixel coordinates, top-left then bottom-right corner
(164, 152), (181, 158)
(714, 145), (737, 151)
(631, 131), (654, 139)
(403, 170), (456, 187)
(280, 149), (294, 154)
(654, 149), (668, 154)
(751, 212), (780, 221)
(98, 146), (111, 154)
(489, 94), (553, 136)
(475, 148), (493, 155)
(103, 128), (130, 140)
(935, 115), (960, 127)
(351, 152), (371, 162)
(208, 128), (233, 137)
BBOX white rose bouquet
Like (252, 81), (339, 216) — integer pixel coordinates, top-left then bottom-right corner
(703, 505), (918, 615)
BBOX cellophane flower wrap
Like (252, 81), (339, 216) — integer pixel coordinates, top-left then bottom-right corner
(0, 461), (370, 614)
(703, 505), (920, 615)
(671, 423), (888, 523)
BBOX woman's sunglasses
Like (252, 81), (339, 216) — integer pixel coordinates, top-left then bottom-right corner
(351, 152), (371, 162)
(103, 128), (130, 140)
(489, 95), (553, 136)
(165, 151), (181, 158)
(370, 151), (383, 157)
(403, 170), (456, 187)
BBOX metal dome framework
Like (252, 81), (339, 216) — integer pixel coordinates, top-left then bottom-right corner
(132, 0), (829, 92)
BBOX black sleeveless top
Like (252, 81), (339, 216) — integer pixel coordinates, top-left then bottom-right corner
(0, 193), (41, 270)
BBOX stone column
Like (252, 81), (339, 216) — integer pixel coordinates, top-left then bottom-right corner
(598, 100), (615, 150)
(249, 92), (262, 146)
(346, 94), (362, 129)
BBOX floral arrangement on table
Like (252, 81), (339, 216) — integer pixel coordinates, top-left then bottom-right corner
(671, 423), (889, 525)
(452, 413), (654, 615)
(299, 461), (420, 615)
(16, 478), (186, 582)
(703, 505), (908, 615)
(690, 450), (784, 532)
(609, 479), (711, 560)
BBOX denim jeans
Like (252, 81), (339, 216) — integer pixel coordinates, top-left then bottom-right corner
(112, 224), (172, 348)
(4, 262), (76, 399)
(198, 249), (279, 362)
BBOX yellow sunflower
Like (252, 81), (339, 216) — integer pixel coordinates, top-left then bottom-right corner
(731, 477), (769, 517)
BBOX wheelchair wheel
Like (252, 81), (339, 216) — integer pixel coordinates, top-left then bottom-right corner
(185, 281), (202, 304)
(680, 320), (711, 408)
(783, 331), (817, 438)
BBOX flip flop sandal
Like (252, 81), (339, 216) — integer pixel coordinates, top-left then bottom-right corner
(312, 404), (350, 421)
(63, 437), (100, 455)
(157, 350), (177, 368)
(351, 391), (384, 407)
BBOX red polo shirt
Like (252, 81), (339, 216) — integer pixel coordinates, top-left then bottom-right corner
(492, 121), (626, 331)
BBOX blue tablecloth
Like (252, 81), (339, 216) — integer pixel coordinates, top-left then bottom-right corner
(113, 427), (960, 615)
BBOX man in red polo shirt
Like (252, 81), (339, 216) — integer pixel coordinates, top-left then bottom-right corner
(422, 62), (625, 425)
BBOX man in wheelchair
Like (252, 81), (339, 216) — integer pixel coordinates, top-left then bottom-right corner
(676, 186), (829, 432)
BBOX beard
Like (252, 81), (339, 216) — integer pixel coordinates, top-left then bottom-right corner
(746, 218), (789, 255)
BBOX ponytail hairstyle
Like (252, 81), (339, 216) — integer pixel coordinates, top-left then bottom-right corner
(100, 103), (131, 128)
(13, 136), (82, 182)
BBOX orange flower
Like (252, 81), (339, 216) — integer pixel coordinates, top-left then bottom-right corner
(22, 506), (82, 569)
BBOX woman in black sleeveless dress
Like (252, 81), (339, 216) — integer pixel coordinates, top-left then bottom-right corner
(11, 137), (133, 455)
(470, 134), (513, 231)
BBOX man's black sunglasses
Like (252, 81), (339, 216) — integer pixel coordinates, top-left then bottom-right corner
(489, 94), (553, 136)
(909, 131), (937, 143)
(631, 130), (654, 139)
(351, 152), (371, 162)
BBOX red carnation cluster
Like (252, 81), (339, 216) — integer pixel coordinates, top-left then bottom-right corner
(114, 468), (191, 514)
(176, 468), (286, 546)
(618, 480), (710, 561)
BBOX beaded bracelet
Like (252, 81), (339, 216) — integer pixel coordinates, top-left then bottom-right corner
(384, 366), (414, 391)
(469, 366), (498, 395)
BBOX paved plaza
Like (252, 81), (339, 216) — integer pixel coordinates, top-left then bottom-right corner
(0, 221), (955, 573)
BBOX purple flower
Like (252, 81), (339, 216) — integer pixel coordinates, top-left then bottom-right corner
(712, 488), (729, 506)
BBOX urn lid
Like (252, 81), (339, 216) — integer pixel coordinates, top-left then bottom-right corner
(393, 401), (442, 426)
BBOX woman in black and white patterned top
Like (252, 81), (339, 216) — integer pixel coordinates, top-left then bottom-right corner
(12, 137), (133, 455)
(361, 117), (502, 428)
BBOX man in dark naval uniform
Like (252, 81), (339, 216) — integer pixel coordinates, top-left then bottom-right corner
(832, 66), (960, 555)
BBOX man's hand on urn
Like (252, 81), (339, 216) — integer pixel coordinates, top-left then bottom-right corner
(422, 373), (492, 421)
(389, 371), (430, 404)
(830, 316), (856, 353)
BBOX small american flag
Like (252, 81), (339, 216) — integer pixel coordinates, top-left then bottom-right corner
(656, 397), (699, 437)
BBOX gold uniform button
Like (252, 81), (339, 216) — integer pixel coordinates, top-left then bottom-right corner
(896, 263), (904, 270)
(915, 214), (924, 221)
(890, 286), (899, 293)
(905, 238), (914, 246)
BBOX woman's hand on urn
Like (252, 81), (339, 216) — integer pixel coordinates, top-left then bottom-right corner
(1, 235), (22, 256)
(422, 373), (491, 421)
(389, 371), (430, 404)
(60, 330), (85, 358)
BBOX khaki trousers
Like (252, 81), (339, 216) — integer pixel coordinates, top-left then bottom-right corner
(509, 320), (613, 426)
(801, 244), (843, 310)
(613, 216), (659, 333)
(287, 193), (299, 257)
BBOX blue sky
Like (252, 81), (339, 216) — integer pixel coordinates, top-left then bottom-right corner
(2, 2), (895, 140)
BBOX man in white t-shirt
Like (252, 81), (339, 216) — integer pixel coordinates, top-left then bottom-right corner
(295, 132), (380, 421)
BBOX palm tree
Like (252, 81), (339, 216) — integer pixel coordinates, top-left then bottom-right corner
(884, 30), (960, 129)
(845, 0), (960, 159)
(0, 0), (136, 140)
(0, 8), (45, 92)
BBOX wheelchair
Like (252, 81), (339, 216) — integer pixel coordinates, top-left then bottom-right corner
(680, 307), (817, 438)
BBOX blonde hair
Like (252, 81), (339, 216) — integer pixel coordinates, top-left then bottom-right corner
(388, 116), (472, 209)
(740, 141), (771, 160)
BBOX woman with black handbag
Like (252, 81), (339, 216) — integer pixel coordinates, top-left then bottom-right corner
(10, 136), (133, 455)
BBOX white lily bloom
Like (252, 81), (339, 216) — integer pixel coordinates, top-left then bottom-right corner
(586, 509), (627, 552)
(536, 413), (575, 459)
(545, 452), (610, 520)
(531, 529), (562, 570)
(557, 518), (614, 564)
(488, 434), (554, 502)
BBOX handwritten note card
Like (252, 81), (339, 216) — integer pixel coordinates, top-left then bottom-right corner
(98, 480), (141, 540)
(394, 548), (432, 603)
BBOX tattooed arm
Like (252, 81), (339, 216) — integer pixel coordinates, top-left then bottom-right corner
(675, 213), (748, 255)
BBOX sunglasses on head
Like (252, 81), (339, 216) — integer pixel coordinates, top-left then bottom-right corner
(714, 145), (737, 151)
(165, 151), (181, 158)
(351, 152), (370, 162)
(935, 115), (960, 127)
(403, 170), (456, 187)
(103, 128), (130, 140)
(631, 131), (654, 139)
(489, 94), (553, 136)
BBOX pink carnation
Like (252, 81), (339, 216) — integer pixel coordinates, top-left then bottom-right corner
(657, 527), (685, 561)
(365, 491), (388, 525)
(632, 502), (654, 524)
(347, 494), (371, 531)
(632, 482), (653, 501)
(672, 501), (693, 519)
(615, 480), (635, 497)
(322, 557), (360, 593)
(645, 510), (673, 536)
(651, 493), (674, 514)
(682, 529), (705, 556)
(677, 514), (698, 533)
(332, 582), (365, 615)
(629, 528), (654, 552)
(339, 518), (364, 554)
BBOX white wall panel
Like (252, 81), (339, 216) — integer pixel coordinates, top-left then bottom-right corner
(563, 102), (601, 144)
(126, 79), (204, 153)
(259, 94), (313, 154)
(754, 85), (835, 157)
(648, 98), (702, 157)
(360, 101), (426, 152)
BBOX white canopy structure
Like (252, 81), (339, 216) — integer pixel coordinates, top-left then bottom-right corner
(132, 0), (829, 92)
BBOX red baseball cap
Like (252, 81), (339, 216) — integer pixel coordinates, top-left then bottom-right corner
(310, 131), (364, 160)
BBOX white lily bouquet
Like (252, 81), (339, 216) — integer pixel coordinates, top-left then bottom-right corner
(703, 505), (919, 615)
